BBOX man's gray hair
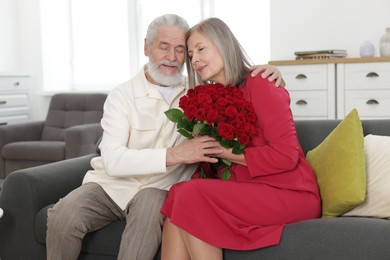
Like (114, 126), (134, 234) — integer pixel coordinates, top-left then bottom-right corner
(145, 14), (189, 47)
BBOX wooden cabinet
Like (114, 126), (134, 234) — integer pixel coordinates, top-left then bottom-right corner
(270, 57), (390, 119)
(0, 73), (31, 124)
(272, 63), (336, 120)
(337, 62), (390, 119)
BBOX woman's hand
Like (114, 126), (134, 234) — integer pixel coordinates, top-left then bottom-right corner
(166, 136), (223, 166)
(250, 64), (285, 87)
(217, 147), (247, 166)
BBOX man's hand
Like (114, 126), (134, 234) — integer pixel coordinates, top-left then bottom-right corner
(166, 136), (223, 166)
(250, 64), (286, 87)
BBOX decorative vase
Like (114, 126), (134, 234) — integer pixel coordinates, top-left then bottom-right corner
(380, 27), (390, 57)
(360, 41), (375, 57)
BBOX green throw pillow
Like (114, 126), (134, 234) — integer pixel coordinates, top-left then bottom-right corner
(306, 109), (366, 218)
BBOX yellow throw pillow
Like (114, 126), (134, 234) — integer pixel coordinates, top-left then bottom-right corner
(306, 109), (366, 218)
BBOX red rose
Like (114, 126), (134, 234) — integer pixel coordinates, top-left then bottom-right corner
(232, 118), (245, 134)
(192, 162), (216, 179)
(246, 111), (257, 124)
(195, 107), (207, 121)
(225, 105), (238, 118)
(245, 123), (257, 135)
(205, 109), (218, 125)
(231, 112), (244, 123)
(179, 95), (190, 109)
(218, 122), (235, 140)
(187, 88), (196, 97)
(237, 133), (250, 145)
(184, 104), (197, 121)
(215, 96), (229, 110)
(197, 93), (213, 106)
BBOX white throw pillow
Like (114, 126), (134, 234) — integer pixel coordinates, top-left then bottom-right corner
(343, 134), (390, 218)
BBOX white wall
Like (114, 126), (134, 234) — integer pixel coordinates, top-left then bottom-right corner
(1, 0), (390, 119)
(270, 0), (390, 60)
(0, 0), (19, 71)
(0, 0), (47, 120)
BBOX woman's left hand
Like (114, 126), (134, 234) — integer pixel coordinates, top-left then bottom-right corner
(217, 146), (247, 166)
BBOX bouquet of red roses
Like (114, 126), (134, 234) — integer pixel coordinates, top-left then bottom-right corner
(165, 83), (257, 180)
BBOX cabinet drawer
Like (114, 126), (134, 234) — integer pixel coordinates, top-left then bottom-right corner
(0, 94), (29, 108)
(0, 76), (31, 90)
(344, 90), (390, 118)
(289, 91), (328, 118)
(344, 62), (390, 90)
(278, 64), (329, 90)
(0, 114), (30, 125)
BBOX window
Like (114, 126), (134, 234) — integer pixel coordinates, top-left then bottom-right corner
(40, 0), (270, 91)
(70, 0), (130, 88)
(213, 0), (270, 65)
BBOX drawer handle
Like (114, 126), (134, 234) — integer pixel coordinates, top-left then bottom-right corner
(14, 81), (20, 86)
(366, 99), (379, 105)
(296, 100), (308, 105)
(366, 72), (379, 78)
(295, 74), (307, 79)
(0, 101), (7, 105)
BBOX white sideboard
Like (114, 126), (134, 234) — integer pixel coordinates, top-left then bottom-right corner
(269, 57), (390, 120)
(0, 73), (32, 125)
(271, 63), (336, 120)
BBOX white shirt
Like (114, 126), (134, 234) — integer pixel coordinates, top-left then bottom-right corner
(150, 83), (173, 103)
(83, 66), (197, 210)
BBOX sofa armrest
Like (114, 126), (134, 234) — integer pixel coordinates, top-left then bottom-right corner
(65, 123), (103, 158)
(0, 121), (45, 178)
(0, 121), (45, 145)
(0, 153), (96, 260)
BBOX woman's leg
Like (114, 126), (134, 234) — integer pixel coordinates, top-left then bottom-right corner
(161, 218), (190, 260)
(179, 225), (222, 260)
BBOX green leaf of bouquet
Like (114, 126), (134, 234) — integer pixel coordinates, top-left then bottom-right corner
(232, 143), (245, 154)
(165, 108), (184, 123)
(193, 122), (206, 135)
(220, 168), (231, 180)
(177, 117), (192, 131)
(211, 127), (219, 137)
(200, 125), (212, 136)
(222, 159), (233, 166)
(200, 168), (208, 179)
(219, 139), (230, 148)
(177, 128), (193, 139)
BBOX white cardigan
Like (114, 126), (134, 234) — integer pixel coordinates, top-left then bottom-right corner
(83, 67), (197, 210)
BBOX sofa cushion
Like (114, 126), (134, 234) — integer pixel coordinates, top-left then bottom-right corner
(306, 109), (366, 218)
(344, 134), (390, 219)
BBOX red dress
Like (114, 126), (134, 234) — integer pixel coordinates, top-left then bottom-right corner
(160, 75), (321, 250)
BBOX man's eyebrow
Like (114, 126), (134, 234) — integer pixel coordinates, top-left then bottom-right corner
(158, 41), (185, 48)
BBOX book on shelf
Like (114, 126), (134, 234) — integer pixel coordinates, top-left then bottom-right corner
(294, 49), (347, 56)
(295, 53), (347, 60)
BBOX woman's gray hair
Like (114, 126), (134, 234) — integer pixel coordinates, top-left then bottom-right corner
(145, 14), (190, 48)
(186, 17), (253, 88)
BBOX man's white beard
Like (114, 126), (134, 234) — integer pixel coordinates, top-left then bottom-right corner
(147, 58), (184, 86)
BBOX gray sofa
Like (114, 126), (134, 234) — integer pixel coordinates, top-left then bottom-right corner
(1, 119), (390, 260)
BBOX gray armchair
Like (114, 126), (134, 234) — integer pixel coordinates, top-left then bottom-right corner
(0, 93), (107, 178)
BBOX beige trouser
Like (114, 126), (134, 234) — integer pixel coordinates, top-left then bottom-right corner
(46, 183), (167, 260)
